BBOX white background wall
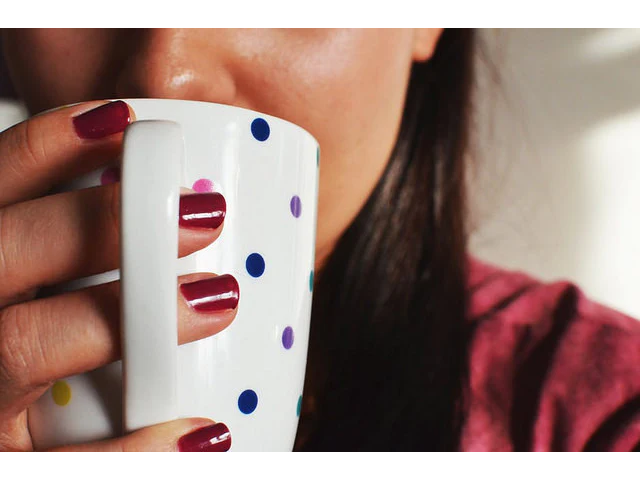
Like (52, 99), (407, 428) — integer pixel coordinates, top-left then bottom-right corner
(1, 29), (639, 318)
(470, 28), (640, 319)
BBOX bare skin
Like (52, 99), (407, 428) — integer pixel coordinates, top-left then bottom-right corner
(0, 29), (442, 451)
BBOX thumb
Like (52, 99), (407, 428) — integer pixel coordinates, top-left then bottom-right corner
(48, 418), (231, 452)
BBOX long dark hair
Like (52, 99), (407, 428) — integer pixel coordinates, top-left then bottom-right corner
(296, 29), (476, 451)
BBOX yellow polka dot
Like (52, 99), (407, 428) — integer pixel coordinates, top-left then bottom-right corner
(51, 381), (71, 406)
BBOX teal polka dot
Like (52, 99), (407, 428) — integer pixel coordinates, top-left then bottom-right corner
(296, 395), (303, 417)
(316, 147), (320, 167)
(309, 270), (314, 292)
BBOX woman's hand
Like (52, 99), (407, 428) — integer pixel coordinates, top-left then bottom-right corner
(0, 101), (237, 452)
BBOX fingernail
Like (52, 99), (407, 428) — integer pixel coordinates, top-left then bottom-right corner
(180, 274), (239, 313)
(72, 101), (131, 139)
(178, 423), (231, 452)
(179, 192), (226, 230)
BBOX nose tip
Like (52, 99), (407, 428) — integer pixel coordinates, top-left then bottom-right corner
(116, 61), (203, 100)
(114, 30), (236, 103)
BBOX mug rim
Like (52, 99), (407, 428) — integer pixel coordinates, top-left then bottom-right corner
(42, 98), (320, 148)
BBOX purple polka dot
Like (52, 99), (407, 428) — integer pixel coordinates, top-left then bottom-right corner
(192, 178), (214, 193)
(290, 195), (302, 218)
(282, 326), (294, 349)
(100, 166), (120, 185)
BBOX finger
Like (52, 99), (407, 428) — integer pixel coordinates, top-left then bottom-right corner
(0, 186), (226, 302)
(0, 100), (135, 208)
(49, 418), (232, 452)
(0, 272), (239, 416)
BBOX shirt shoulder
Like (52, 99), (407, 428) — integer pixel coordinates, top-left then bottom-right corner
(461, 257), (640, 451)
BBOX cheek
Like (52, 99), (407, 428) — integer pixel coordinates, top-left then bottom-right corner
(233, 29), (414, 189)
(313, 47), (413, 164)
(313, 50), (413, 248)
(237, 31), (414, 161)
(235, 30), (415, 257)
(2, 29), (118, 112)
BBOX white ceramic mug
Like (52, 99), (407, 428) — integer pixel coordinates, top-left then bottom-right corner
(27, 99), (320, 451)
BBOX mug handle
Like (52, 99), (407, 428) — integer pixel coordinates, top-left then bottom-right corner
(120, 120), (184, 433)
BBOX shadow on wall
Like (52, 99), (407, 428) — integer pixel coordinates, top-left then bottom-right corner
(470, 28), (640, 318)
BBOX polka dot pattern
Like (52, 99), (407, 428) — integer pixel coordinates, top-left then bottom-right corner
(282, 326), (294, 350)
(238, 389), (258, 414)
(244, 114), (314, 420)
(100, 166), (120, 185)
(246, 253), (265, 278)
(192, 178), (214, 193)
(251, 118), (270, 141)
(290, 195), (302, 218)
(51, 380), (71, 406)
(36, 116), (322, 447)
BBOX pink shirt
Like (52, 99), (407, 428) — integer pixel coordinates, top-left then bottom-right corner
(463, 258), (640, 451)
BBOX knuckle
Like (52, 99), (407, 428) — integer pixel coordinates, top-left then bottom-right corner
(0, 203), (46, 299)
(0, 416), (30, 451)
(0, 208), (10, 285)
(0, 307), (26, 387)
(0, 206), (28, 292)
(11, 119), (48, 172)
(0, 305), (46, 389)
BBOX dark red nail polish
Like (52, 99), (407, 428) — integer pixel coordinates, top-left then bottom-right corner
(180, 275), (239, 313)
(179, 192), (226, 229)
(178, 423), (231, 452)
(72, 101), (131, 139)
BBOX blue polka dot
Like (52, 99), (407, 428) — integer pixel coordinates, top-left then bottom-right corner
(238, 389), (258, 414)
(246, 253), (265, 278)
(309, 270), (314, 292)
(251, 118), (270, 141)
(296, 395), (302, 417)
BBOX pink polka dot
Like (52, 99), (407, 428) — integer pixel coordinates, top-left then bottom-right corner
(192, 178), (214, 193)
(100, 167), (120, 185)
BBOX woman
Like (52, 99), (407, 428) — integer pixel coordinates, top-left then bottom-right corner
(0, 29), (638, 452)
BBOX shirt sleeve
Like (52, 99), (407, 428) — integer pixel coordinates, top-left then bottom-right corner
(462, 258), (640, 451)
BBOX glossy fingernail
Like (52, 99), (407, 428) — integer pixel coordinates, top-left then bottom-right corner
(73, 101), (131, 139)
(178, 423), (231, 452)
(179, 192), (226, 229)
(180, 274), (239, 313)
